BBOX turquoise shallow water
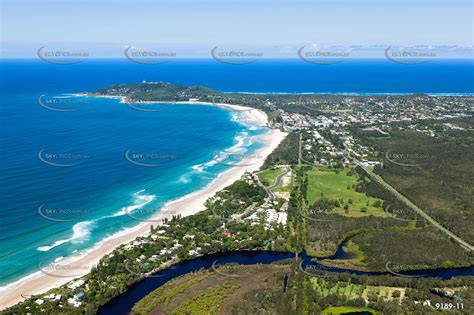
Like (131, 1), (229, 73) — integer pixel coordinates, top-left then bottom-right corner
(0, 91), (266, 286)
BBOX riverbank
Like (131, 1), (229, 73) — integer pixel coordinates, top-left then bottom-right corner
(99, 249), (474, 314)
(0, 100), (287, 310)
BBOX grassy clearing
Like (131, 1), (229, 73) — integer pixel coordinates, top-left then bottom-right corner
(257, 167), (283, 186)
(171, 281), (239, 315)
(310, 278), (365, 300)
(321, 305), (379, 315)
(310, 277), (405, 305)
(275, 176), (292, 193)
(361, 286), (405, 304)
(306, 167), (387, 217)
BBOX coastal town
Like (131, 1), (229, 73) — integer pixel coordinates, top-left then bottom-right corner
(2, 0), (473, 312)
(267, 94), (473, 167)
(3, 84), (472, 314)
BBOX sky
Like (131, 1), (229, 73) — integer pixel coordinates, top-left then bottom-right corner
(1, 0), (473, 57)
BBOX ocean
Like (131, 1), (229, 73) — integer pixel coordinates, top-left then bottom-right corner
(0, 58), (472, 287)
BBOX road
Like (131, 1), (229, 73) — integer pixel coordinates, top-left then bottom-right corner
(354, 160), (473, 252)
(257, 166), (291, 201)
(298, 133), (303, 167)
(269, 166), (291, 190)
(296, 133), (471, 251)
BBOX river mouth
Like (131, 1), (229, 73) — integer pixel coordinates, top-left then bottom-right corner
(98, 249), (474, 314)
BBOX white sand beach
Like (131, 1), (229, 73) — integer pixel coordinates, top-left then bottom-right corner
(0, 102), (287, 310)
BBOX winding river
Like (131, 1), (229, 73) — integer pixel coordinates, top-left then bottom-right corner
(98, 243), (473, 314)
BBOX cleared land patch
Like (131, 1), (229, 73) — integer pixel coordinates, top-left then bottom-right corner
(306, 167), (387, 218)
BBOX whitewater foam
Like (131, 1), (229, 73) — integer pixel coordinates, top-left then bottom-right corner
(37, 240), (69, 252)
(113, 191), (156, 217)
(191, 164), (205, 172)
(70, 221), (93, 243)
(36, 220), (94, 252)
(36, 190), (158, 252)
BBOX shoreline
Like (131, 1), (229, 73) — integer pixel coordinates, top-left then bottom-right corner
(77, 92), (474, 99)
(0, 100), (287, 310)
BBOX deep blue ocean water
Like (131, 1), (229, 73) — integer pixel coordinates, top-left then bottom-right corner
(1, 58), (473, 94)
(0, 58), (472, 287)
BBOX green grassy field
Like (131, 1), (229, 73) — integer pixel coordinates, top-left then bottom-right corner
(321, 306), (379, 315)
(306, 167), (387, 217)
(257, 167), (283, 186)
(310, 278), (366, 299)
(311, 277), (404, 305)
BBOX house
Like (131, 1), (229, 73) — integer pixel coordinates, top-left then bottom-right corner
(277, 212), (288, 225)
(263, 223), (272, 230)
(172, 243), (182, 249)
(188, 249), (199, 256)
(222, 231), (234, 238)
(160, 249), (172, 255)
(74, 292), (84, 299)
(367, 161), (380, 166)
(67, 279), (85, 290)
(67, 298), (82, 308)
(44, 293), (61, 301)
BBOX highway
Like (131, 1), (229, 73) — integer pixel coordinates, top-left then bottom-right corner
(354, 160), (473, 252)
